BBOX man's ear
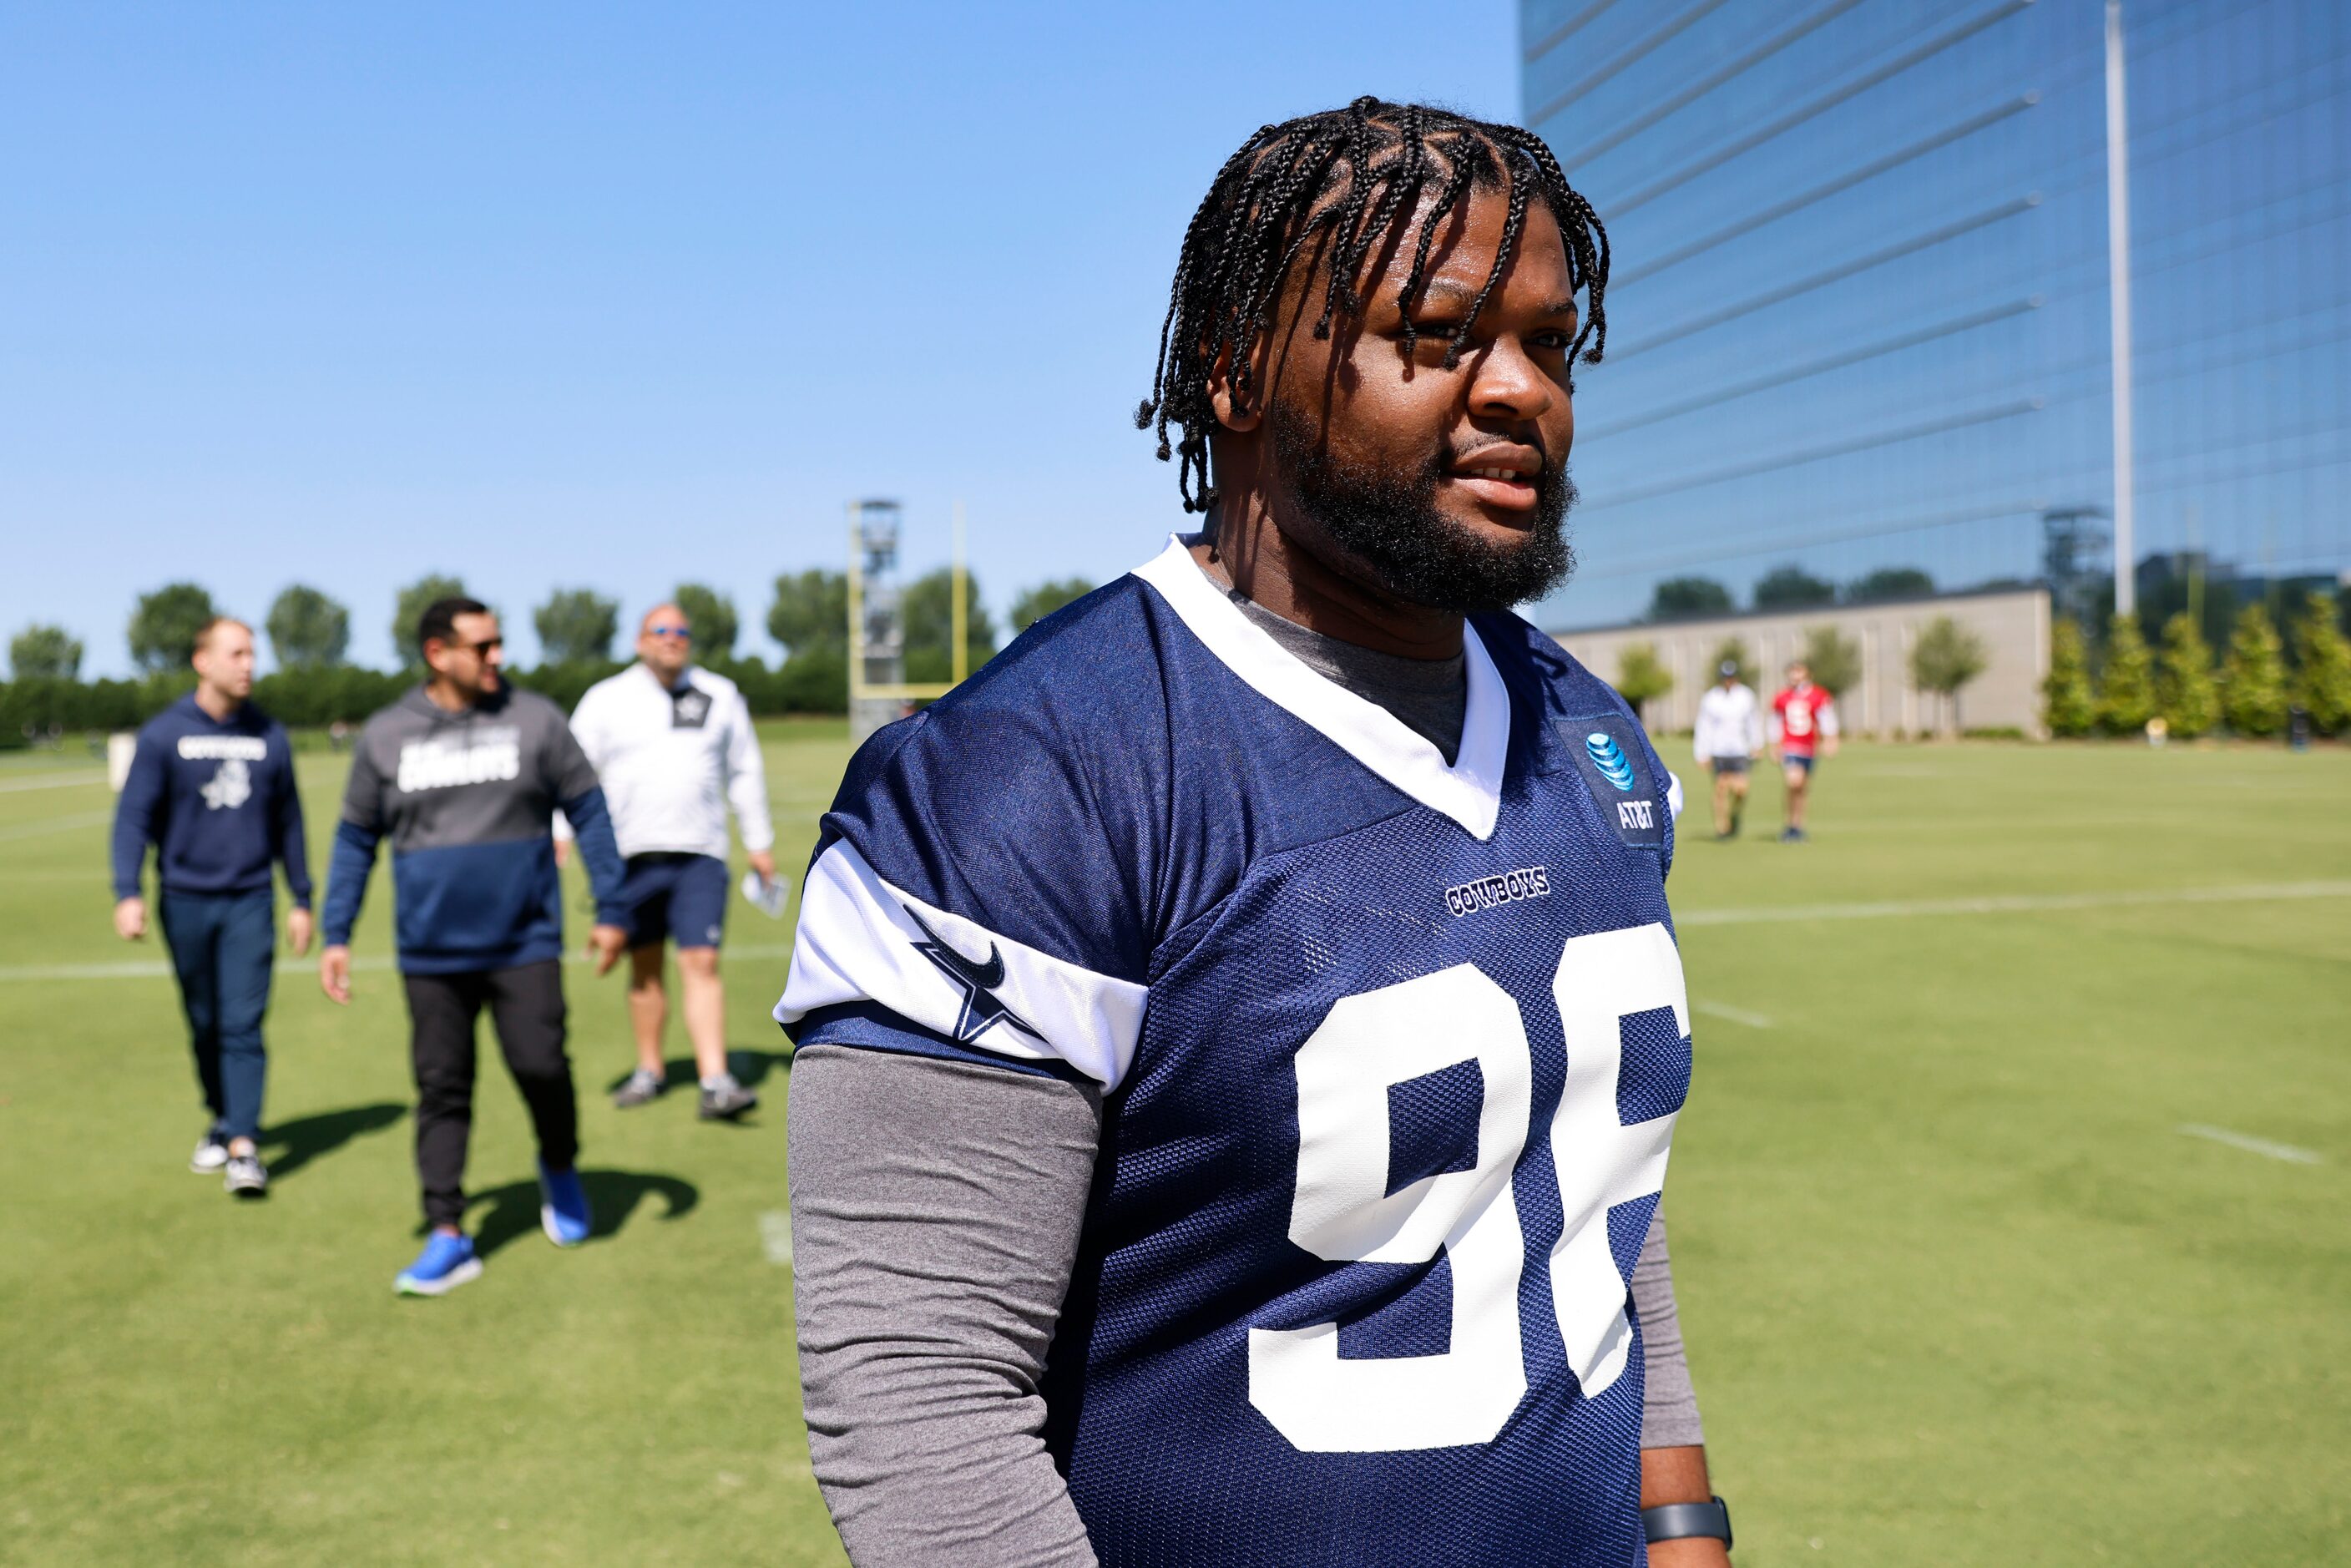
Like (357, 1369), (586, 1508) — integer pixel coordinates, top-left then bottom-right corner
(1206, 346), (1264, 435)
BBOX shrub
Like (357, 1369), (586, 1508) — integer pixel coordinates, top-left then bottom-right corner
(2289, 591), (2351, 735)
(2044, 619), (2096, 736)
(2155, 611), (2220, 738)
(2220, 603), (2289, 736)
(2097, 615), (2156, 735)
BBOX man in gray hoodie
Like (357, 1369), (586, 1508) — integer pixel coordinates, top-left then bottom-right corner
(320, 596), (629, 1297)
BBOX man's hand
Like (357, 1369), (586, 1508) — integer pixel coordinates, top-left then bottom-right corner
(286, 906), (315, 956)
(588, 923), (629, 977)
(554, 838), (572, 869)
(320, 944), (353, 1005)
(746, 848), (777, 883)
(113, 897), (146, 942)
(1648, 1540), (1732, 1566)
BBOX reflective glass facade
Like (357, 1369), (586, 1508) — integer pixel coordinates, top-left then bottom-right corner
(1521, 0), (2350, 626)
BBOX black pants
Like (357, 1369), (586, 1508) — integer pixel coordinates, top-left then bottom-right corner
(402, 960), (578, 1231)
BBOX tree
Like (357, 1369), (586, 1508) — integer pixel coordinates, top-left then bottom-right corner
(128, 583), (219, 674)
(1612, 643), (1672, 723)
(1752, 564), (1835, 610)
(2154, 611), (2219, 738)
(2289, 591), (2351, 736)
(2043, 618), (2096, 737)
(1909, 615), (1989, 734)
(266, 584), (350, 669)
(903, 569), (999, 685)
(1708, 636), (1754, 690)
(769, 569), (848, 658)
(1647, 576), (1732, 621)
(2220, 602), (2288, 737)
(2096, 614), (2156, 736)
(1846, 566), (1934, 603)
(394, 574), (468, 669)
(534, 588), (619, 666)
(673, 583), (739, 659)
(1010, 577), (1098, 634)
(1800, 625), (1863, 696)
(9, 625), (83, 680)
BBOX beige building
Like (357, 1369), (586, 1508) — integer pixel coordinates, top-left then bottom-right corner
(1548, 586), (2053, 739)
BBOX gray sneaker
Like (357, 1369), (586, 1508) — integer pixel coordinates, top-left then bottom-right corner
(224, 1154), (268, 1198)
(190, 1133), (230, 1174)
(698, 1080), (759, 1120)
(612, 1070), (666, 1110)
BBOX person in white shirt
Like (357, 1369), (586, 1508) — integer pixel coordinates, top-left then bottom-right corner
(556, 604), (776, 1119)
(1691, 660), (1764, 840)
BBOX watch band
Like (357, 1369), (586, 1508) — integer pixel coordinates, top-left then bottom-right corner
(1641, 1495), (1732, 1547)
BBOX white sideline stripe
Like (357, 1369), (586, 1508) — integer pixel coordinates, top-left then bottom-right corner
(0, 940), (803, 985)
(1679, 880), (2351, 927)
(0, 810), (113, 842)
(760, 1210), (795, 1265)
(2177, 1124), (2323, 1165)
(1694, 1000), (1773, 1029)
(0, 771), (107, 794)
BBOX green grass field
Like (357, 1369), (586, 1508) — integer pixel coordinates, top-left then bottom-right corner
(3, 731), (2345, 1565)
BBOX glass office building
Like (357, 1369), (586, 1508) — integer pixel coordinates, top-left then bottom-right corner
(1521, 0), (2349, 629)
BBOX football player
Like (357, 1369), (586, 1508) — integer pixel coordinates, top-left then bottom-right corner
(1768, 660), (1838, 843)
(781, 99), (1730, 1565)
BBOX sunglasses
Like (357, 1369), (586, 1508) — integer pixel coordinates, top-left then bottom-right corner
(646, 625), (693, 640)
(458, 637), (503, 658)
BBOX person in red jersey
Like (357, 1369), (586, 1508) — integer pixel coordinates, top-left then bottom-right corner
(1768, 660), (1838, 842)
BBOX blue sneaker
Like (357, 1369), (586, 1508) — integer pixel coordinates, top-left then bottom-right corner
(538, 1161), (592, 1247)
(396, 1232), (482, 1297)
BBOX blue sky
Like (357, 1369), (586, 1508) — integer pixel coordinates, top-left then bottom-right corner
(2, 3), (1519, 675)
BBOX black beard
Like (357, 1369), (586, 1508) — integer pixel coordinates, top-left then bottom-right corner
(1268, 401), (1576, 614)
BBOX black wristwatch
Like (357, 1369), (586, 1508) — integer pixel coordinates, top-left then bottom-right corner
(1641, 1495), (1732, 1548)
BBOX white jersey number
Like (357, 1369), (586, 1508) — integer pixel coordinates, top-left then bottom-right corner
(1246, 923), (1688, 1453)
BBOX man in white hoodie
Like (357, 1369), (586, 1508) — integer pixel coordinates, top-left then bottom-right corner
(558, 603), (776, 1118)
(1691, 660), (1764, 840)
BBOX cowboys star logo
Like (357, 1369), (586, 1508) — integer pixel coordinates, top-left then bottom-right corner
(901, 904), (1044, 1044)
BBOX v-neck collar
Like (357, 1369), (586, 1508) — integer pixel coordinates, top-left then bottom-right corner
(1131, 534), (1511, 841)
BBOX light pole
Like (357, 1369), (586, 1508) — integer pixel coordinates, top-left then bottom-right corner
(2105, 0), (2137, 616)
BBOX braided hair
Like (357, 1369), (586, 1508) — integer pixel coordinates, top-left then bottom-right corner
(1136, 97), (1609, 513)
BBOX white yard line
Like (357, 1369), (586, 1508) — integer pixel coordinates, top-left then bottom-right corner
(1679, 881), (2351, 927)
(1694, 1000), (1774, 1029)
(0, 939), (803, 985)
(0, 771), (107, 794)
(0, 810), (114, 843)
(759, 1210), (795, 1265)
(2177, 1124), (2323, 1165)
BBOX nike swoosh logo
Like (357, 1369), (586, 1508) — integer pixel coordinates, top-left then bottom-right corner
(902, 906), (1006, 989)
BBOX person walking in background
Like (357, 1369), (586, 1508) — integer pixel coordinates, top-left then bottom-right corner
(1770, 658), (1839, 843)
(1691, 660), (1763, 841)
(556, 602), (773, 1120)
(111, 616), (311, 1198)
(318, 596), (631, 1297)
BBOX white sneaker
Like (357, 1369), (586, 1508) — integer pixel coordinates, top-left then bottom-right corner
(190, 1134), (230, 1174)
(224, 1154), (268, 1198)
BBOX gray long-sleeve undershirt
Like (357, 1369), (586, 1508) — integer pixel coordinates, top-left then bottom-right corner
(788, 1047), (1705, 1568)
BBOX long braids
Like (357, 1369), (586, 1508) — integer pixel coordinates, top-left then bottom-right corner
(1135, 97), (1610, 513)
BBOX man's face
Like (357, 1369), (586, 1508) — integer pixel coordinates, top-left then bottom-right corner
(1787, 663), (1809, 690)
(1245, 184), (1582, 613)
(193, 624), (255, 701)
(427, 612), (504, 701)
(638, 605), (692, 679)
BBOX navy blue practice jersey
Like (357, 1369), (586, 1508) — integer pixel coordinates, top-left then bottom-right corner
(778, 537), (1693, 1567)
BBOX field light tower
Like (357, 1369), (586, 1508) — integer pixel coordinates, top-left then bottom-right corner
(845, 498), (971, 745)
(2106, 0), (2138, 616)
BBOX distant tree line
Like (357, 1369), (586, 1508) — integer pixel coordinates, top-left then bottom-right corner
(3, 568), (1101, 746)
(2045, 595), (2351, 741)
(1646, 564), (1939, 622)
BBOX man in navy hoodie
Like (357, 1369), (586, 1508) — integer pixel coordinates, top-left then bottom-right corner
(112, 615), (312, 1198)
(319, 596), (630, 1297)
